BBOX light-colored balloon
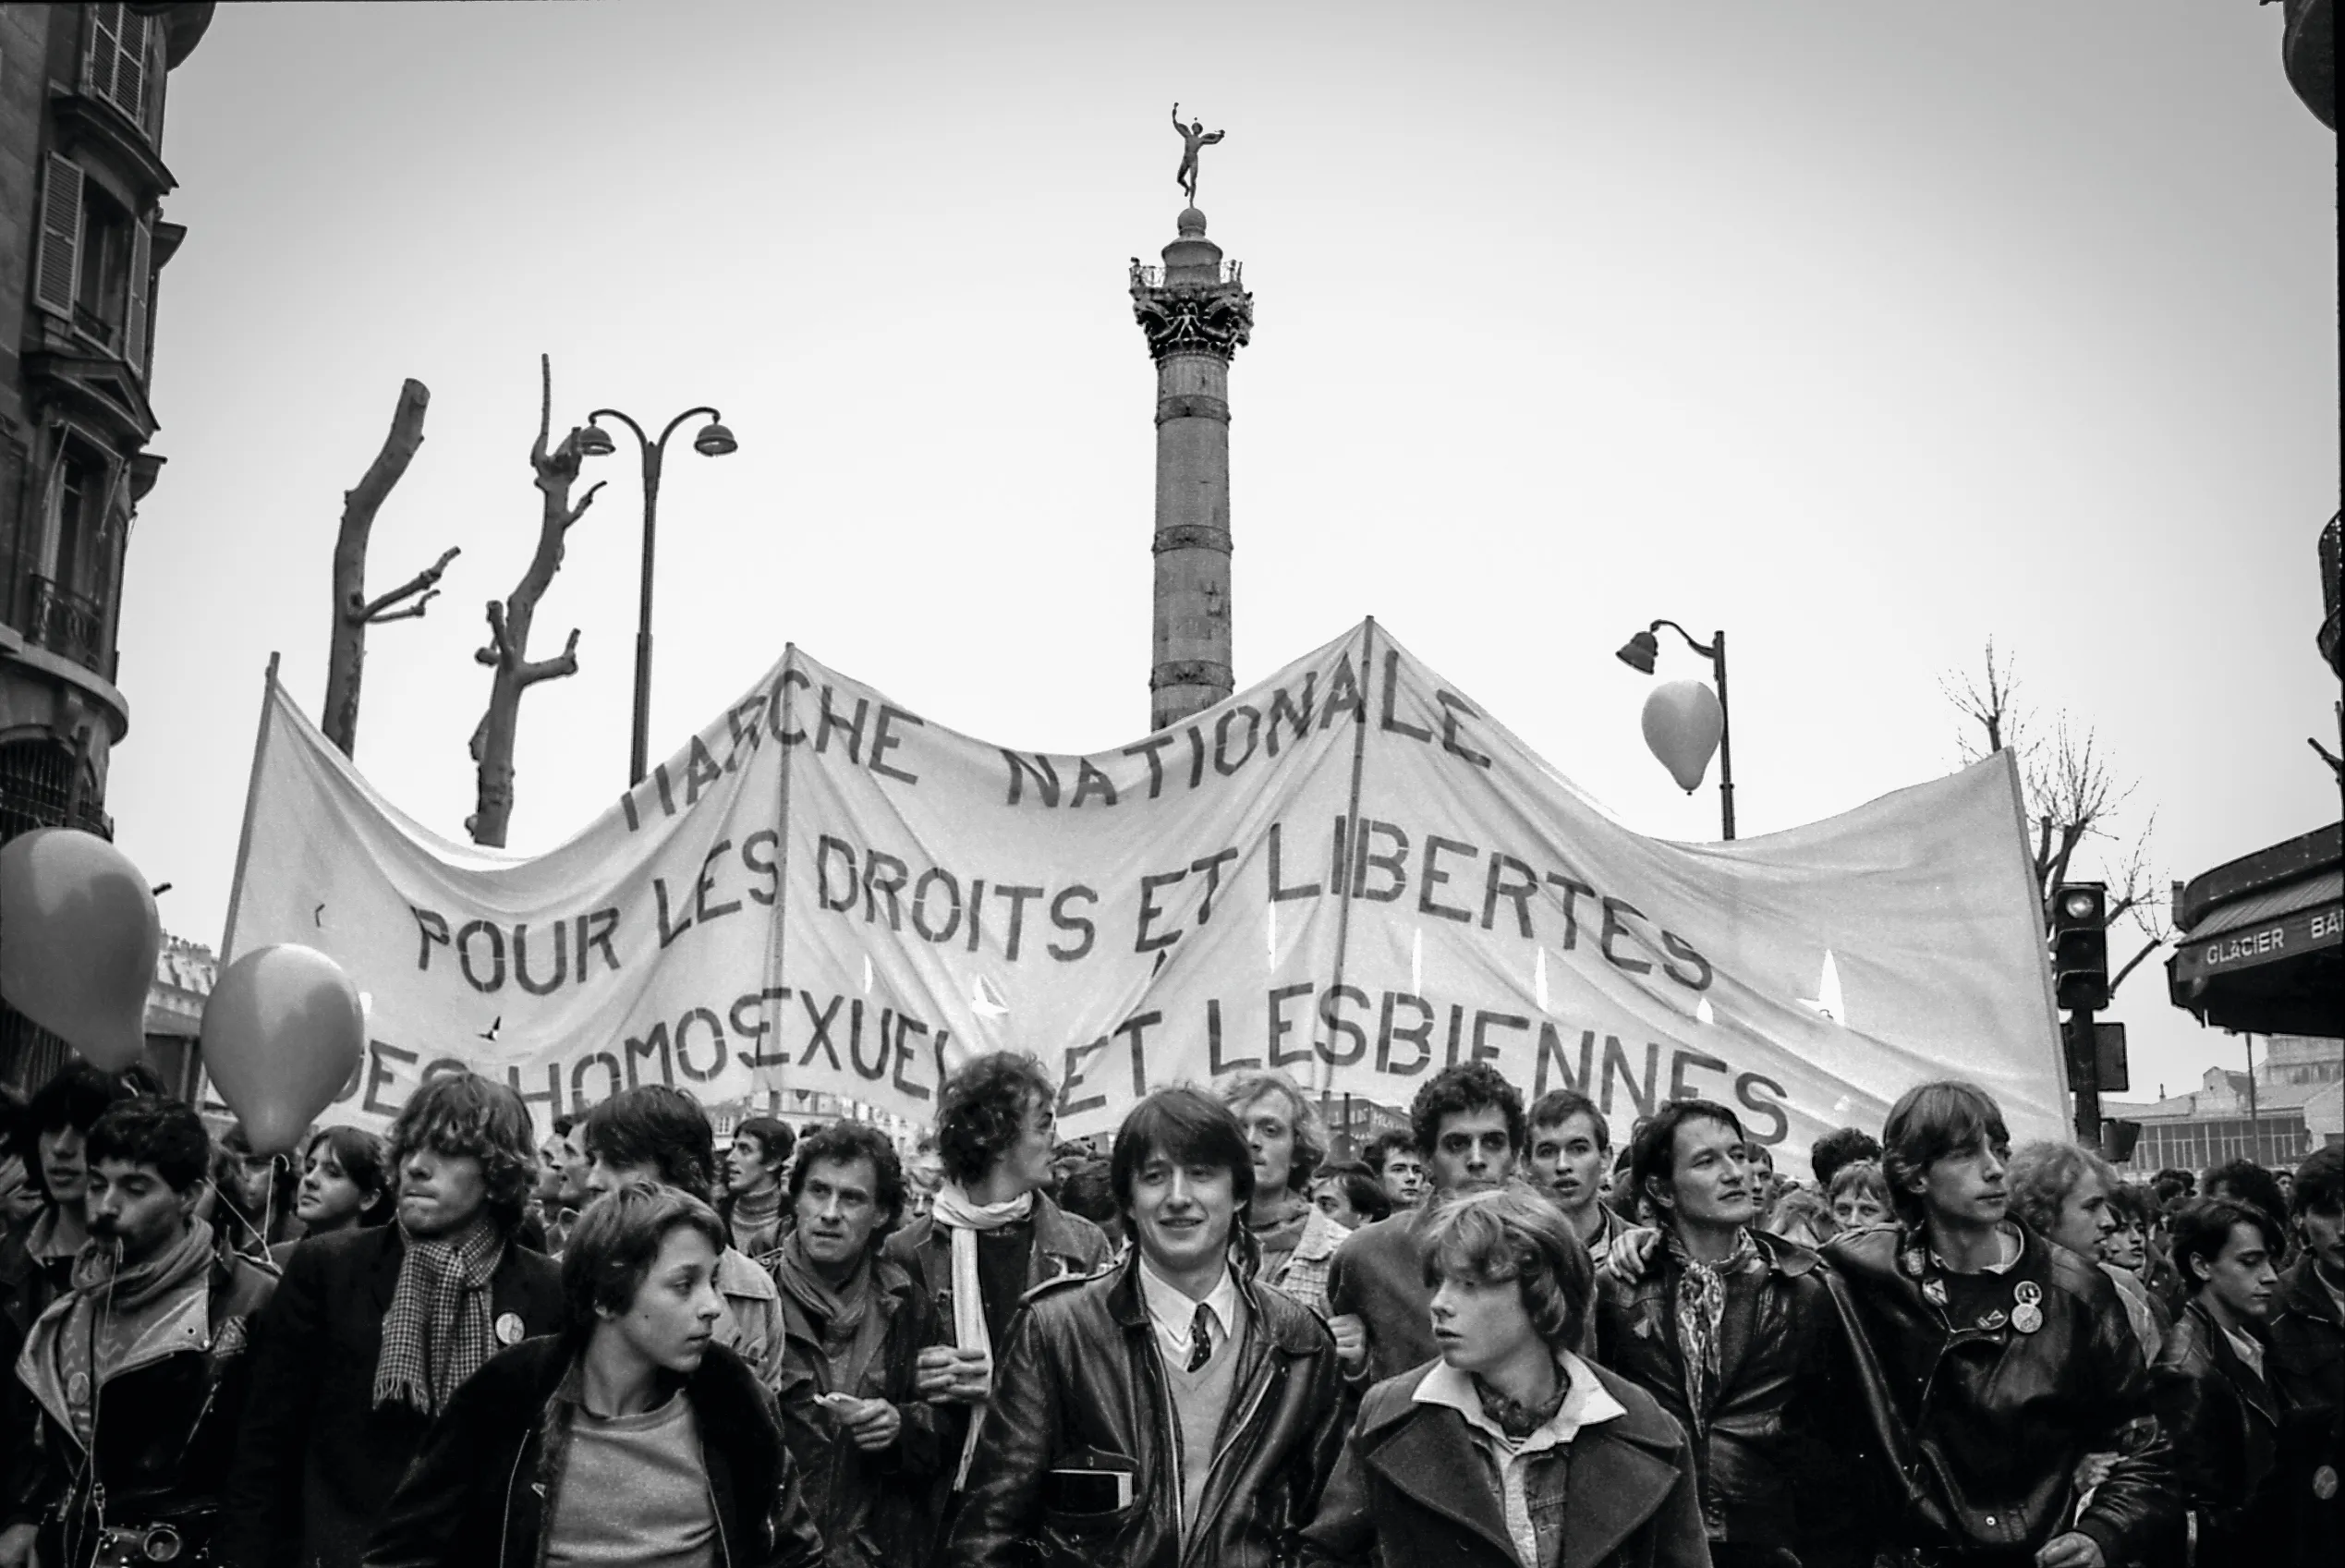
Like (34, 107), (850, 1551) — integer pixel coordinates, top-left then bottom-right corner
(1641, 680), (1724, 794)
(0, 828), (161, 1070)
(202, 944), (365, 1155)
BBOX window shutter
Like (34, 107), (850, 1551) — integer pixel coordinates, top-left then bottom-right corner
(85, 5), (121, 103)
(33, 156), (84, 320)
(124, 216), (152, 376)
(86, 6), (149, 126)
(114, 9), (150, 128)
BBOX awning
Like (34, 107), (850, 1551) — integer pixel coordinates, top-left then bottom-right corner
(2169, 820), (2343, 1037)
(2169, 897), (2343, 984)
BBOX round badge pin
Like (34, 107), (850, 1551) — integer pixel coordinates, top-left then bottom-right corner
(1978, 1309), (2009, 1331)
(495, 1312), (526, 1346)
(2014, 1280), (2043, 1306)
(2314, 1465), (2339, 1501)
(1922, 1278), (1949, 1307)
(2011, 1303), (2043, 1334)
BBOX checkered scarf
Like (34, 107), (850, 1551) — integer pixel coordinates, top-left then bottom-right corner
(1669, 1226), (1756, 1421)
(372, 1215), (504, 1418)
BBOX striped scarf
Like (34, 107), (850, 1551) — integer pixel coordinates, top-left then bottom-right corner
(372, 1215), (504, 1417)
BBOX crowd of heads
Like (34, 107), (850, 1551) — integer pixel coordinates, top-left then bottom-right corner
(8, 1042), (2339, 1366)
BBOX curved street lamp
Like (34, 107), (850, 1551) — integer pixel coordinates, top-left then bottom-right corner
(1616, 619), (1735, 840)
(580, 406), (736, 785)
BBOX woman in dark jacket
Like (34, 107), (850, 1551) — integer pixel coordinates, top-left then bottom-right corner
(1302, 1186), (1707, 1568)
(362, 1182), (824, 1568)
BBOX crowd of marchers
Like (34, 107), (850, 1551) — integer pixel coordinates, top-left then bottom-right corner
(0, 1049), (2338, 1568)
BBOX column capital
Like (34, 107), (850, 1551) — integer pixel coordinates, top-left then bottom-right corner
(1131, 276), (1254, 363)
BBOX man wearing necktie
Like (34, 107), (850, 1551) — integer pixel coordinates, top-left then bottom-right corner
(946, 1087), (1346, 1568)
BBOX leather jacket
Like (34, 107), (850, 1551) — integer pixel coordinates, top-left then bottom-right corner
(1594, 1227), (1867, 1550)
(360, 1336), (824, 1568)
(2150, 1299), (2288, 1563)
(2266, 1256), (2343, 1568)
(944, 1251), (1347, 1568)
(2, 1246), (276, 1562)
(1825, 1221), (2176, 1565)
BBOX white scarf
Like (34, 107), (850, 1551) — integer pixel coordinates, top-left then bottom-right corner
(931, 1183), (1034, 1488)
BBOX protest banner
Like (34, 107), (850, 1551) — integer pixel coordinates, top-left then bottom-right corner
(220, 621), (2069, 1164)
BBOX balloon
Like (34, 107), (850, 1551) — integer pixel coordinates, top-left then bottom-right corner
(0, 828), (161, 1070)
(1641, 680), (1724, 794)
(202, 944), (365, 1155)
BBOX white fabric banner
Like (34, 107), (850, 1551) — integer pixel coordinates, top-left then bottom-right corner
(222, 621), (2069, 1164)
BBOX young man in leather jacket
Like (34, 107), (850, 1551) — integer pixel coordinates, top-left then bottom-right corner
(945, 1086), (1345, 1568)
(2151, 1195), (2292, 1563)
(0, 1097), (276, 1568)
(1826, 1081), (2177, 1568)
(1594, 1098), (1869, 1568)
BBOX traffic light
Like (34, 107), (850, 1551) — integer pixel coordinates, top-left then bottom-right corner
(2051, 881), (2109, 1013)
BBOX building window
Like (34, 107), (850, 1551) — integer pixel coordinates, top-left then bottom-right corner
(75, 182), (134, 346)
(30, 440), (115, 674)
(83, 4), (154, 134)
(32, 155), (154, 375)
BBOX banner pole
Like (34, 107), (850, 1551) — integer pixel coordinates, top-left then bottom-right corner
(202, 652), (279, 1111)
(1322, 619), (1377, 1100)
(770, 649), (797, 1107)
(217, 652), (281, 967)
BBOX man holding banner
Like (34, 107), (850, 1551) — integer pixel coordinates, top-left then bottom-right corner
(884, 1051), (1111, 1528)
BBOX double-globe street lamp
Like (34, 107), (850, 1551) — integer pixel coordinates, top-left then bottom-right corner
(1616, 619), (1735, 841)
(577, 407), (738, 786)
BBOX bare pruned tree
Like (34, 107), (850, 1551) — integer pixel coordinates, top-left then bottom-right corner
(1942, 639), (2172, 995)
(466, 356), (602, 847)
(322, 379), (459, 757)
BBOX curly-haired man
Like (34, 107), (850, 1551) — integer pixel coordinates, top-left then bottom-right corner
(224, 1074), (563, 1568)
(1324, 1061), (1525, 1386)
(882, 1051), (1110, 1526)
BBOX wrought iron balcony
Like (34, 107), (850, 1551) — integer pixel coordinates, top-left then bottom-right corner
(28, 576), (109, 674)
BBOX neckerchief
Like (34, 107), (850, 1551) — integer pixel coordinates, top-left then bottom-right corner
(1668, 1226), (1757, 1419)
(55, 1220), (217, 1445)
(1472, 1367), (1572, 1440)
(372, 1214), (503, 1417)
(929, 1184), (1033, 1487)
(772, 1230), (888, 1397)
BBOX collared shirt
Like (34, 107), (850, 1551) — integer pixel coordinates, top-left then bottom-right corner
(2221, 1319), (2266, 1380)
(1415, 1350), (1627, 1567)
(1137, 1254), (1239, 1366)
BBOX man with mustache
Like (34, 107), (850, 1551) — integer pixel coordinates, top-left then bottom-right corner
(0, 1097), (276, 1568)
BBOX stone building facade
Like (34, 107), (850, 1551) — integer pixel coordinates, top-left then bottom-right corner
(0, 4), (213, 1087)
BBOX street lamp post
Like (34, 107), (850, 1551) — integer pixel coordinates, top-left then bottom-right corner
(578, 407), (737, 785)
(1616, 619), (1735, 840)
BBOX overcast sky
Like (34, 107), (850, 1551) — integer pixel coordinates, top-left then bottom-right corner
(112, 1), (2338, 1104)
